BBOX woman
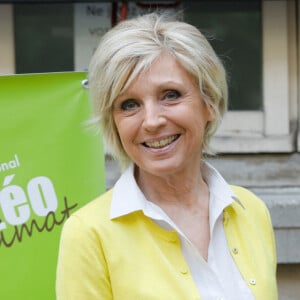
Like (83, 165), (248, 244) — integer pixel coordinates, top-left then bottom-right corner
(56, 13), (277, 299)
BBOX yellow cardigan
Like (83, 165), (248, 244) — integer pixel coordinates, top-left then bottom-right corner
(56, 186), (277, 300)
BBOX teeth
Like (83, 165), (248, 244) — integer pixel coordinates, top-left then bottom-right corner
(145, 135), (178, 149)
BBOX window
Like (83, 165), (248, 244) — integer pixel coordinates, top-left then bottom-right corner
(14, 3), (74, 73)
(185, 1), (263, 112)
(210, 0), (297, 154)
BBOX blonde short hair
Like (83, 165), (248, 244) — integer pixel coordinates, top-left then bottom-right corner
(88, 12), (227, 170)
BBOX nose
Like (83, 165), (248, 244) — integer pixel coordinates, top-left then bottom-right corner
(142, 101), (167, 132)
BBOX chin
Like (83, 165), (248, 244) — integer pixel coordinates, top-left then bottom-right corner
(138, 159), (184, 177)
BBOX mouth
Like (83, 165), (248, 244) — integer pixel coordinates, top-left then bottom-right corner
(143, 134), (180, 149)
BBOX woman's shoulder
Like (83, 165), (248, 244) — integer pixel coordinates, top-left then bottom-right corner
(75, 188), (112, 215)
(227, 185), (275, 248)
(230, 185), (266, 209)
(229, 185), (271, 223)
(63, 189), (114, 231)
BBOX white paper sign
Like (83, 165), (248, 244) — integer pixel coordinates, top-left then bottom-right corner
(74, 3), (112, 71)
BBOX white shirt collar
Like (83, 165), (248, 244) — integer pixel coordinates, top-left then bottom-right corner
(110, 161), (240, 220)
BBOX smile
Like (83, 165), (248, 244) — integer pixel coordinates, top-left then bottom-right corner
(143, 134), (180, 149)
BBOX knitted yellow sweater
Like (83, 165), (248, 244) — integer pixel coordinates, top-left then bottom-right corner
(56, 186), (277, 300)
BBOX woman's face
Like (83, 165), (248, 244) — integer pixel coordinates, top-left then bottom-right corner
(113, 53), (214, 177)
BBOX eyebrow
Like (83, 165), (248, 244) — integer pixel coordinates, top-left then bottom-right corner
(156, 80), (185, 88)
(115, 79), (188, 103)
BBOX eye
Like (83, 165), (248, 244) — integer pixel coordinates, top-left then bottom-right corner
(163, 90), (181, 101)
(120, 99), (139, 111)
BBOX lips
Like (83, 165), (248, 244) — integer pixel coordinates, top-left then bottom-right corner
(143, 134), (180, 149)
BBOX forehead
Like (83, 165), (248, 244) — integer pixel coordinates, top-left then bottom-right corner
(127, 53), (196, 90)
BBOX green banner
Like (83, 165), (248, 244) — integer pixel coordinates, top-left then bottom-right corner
(0, 72), (105, 299)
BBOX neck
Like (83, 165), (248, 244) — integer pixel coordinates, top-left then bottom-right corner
(135, 161), (209, 209)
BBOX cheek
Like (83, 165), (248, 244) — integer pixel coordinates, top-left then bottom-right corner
(114, 117), (135, 147)
(112, 115), (126, 146)
(187, 106), (211, 138)
(195, 100), (215, 125)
